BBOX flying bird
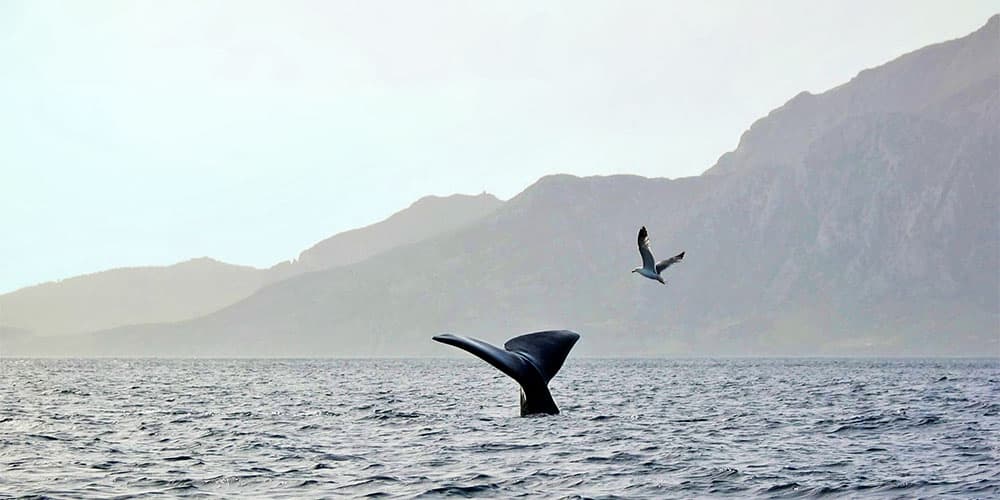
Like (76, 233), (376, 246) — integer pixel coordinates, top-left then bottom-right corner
(632, 226), (684, 284)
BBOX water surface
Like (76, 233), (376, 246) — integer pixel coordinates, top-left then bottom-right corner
(2, 359), (998, 498)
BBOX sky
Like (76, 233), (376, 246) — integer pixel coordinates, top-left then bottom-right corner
(1, 1), (996, 293)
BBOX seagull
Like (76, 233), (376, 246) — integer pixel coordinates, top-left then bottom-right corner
(632, 226), (684, 284)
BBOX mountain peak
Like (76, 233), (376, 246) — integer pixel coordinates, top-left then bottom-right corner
(408, 192), (501, 210)
(293, 192), (503, 272)
(704, 15), (998, 177)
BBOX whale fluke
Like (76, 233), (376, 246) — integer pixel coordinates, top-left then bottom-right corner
(433, 330), (580, 416)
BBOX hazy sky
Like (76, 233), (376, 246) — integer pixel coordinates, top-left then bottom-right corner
(1, 2), (996, 293)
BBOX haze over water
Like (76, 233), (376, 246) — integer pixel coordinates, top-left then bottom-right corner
(3, 358), (997, 498)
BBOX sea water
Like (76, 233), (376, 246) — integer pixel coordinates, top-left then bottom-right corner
(2, 358), (998, 498)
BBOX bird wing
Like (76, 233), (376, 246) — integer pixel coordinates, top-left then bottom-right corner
(637, 226), (655, 270)
(655, 251), (685, 273)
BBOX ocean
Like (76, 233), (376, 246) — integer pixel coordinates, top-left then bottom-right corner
(2, 358), (998, 498)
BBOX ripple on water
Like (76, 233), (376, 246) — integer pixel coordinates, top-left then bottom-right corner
(1, 358), (998, 498)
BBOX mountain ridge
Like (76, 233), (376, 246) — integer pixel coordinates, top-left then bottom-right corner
(704, 14), (998, 178)
(0, 193), (503, 339)
(5, 16), (997, 357)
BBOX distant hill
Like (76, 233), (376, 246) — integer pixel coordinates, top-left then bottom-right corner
(271, 193), (503, 275)
(7, 16), (998, 357)
(0, 258), (268, 337)
(0, 193), (502, 339)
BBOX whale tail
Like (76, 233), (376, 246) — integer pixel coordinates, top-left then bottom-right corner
(433, 330), (580, 416)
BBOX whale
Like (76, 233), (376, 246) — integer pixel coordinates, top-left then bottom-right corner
(433, 330), (580, 416)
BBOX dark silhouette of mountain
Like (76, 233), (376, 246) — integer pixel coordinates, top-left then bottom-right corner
(269, 193), (503, 275)
(7, 16), (997, 357)
(0, 193), (502, 339)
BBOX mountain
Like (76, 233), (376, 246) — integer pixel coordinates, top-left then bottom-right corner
(8, 16), (998, 357)
(0, 193), (502, 339)
(0, 258), (269, 338)
(271, 193), (503, 275)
